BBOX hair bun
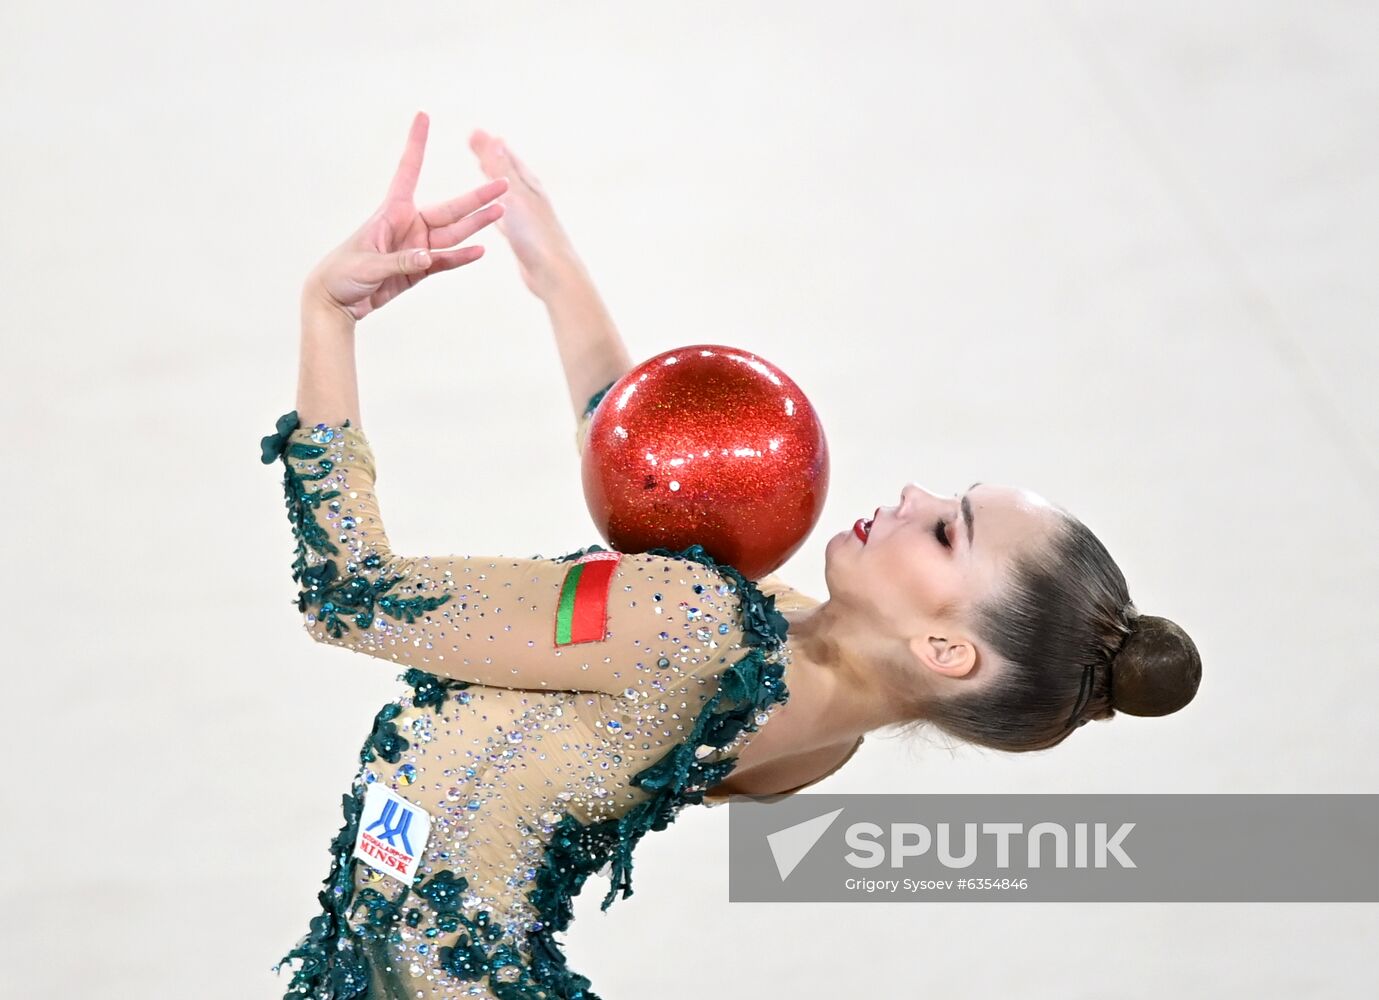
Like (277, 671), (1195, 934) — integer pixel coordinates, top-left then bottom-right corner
(1109, 613), (1202, 717)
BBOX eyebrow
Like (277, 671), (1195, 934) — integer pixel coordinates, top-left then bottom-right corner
(961, 481), (981, 548)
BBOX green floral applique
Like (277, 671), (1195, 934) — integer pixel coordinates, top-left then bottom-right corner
(261, 410), (305, 464)
(276, 787), (371, 1000)
(441, 917), (558, 998)
(351, 884), (412, 937)
(397, 871), (557, 999)
(301, 557), (456, 640)
(403, 667), (470, 714)
(262, 411), (454, 640)
(361, 702), (409, 766)
(360, 671), (473, 769)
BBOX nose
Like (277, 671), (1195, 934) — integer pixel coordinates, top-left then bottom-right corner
(899, 482), (953, 518)
(899, 482), (926, 516)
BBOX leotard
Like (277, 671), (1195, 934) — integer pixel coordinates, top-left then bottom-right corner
(260, 382), (862, 1000)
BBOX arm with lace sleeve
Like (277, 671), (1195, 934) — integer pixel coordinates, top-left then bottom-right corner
(260, 411), (756, 699)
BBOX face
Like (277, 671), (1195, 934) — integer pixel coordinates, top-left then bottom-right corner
(823, 481), (1062, 679)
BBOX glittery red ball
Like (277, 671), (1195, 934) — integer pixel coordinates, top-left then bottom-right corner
(582, 344), (829, 580)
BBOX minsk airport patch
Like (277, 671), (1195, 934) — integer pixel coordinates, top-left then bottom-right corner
(352, 782), (432, 883)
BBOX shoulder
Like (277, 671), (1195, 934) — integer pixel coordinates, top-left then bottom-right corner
(597, 544), (792, 651)
(561, 544), (792, 701)
(566, 544), (791, 649)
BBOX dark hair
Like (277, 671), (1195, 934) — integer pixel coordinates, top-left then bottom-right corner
(902, 511), (1202, 752)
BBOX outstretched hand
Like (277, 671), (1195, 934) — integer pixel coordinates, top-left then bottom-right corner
(468, 128), (581, 299)
(304, 111), (509, 323)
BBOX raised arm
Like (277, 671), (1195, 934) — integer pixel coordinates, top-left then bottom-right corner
(464, 130), (817, 605)
(294, 111), (508, 428)
(464, 131), (635, 435)
(545, 270), (634, 430)
(272, 113), (746, 698)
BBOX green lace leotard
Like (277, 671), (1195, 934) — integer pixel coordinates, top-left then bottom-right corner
(259, 383), (861, 1000)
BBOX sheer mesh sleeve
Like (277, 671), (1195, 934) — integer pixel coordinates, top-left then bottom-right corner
(262, 411), (744, 699)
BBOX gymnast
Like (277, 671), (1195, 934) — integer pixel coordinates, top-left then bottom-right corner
(262, 111), (1202, 1000)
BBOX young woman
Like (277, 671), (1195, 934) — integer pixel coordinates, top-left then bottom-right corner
(263, 112), (1202, 1000)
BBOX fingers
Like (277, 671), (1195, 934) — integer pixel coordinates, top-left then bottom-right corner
(422, 196), (505, 250)
(420, 244), (486, 277)
(387, 111), (430, 204)
(468, 128), (504, 179)
(418, 175), (509, 231)
(344, 243), (485, 291)
(470, 129), (545, 196)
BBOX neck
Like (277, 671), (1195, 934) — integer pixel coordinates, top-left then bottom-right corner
(770, 599), (902, 754)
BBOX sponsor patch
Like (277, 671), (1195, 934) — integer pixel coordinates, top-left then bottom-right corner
(352, 782), (432, 883)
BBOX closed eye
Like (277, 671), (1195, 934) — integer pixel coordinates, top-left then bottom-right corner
(934, 518), (952, 549)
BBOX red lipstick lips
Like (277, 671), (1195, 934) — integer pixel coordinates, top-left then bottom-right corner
(854, 507), (880, 544)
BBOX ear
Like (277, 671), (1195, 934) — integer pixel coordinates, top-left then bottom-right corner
(908, 633), (978, 679)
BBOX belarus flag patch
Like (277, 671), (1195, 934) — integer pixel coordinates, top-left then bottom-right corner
(554, 550), (623, 647)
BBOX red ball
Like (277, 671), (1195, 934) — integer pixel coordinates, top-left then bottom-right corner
(581, 344), (829, 580)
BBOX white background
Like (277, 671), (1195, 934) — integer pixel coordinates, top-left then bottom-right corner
(3, 1), (1376, 997)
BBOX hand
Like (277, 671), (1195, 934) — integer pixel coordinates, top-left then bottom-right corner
(304, 111), (509, 322)
(468, 128), (583, 299)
